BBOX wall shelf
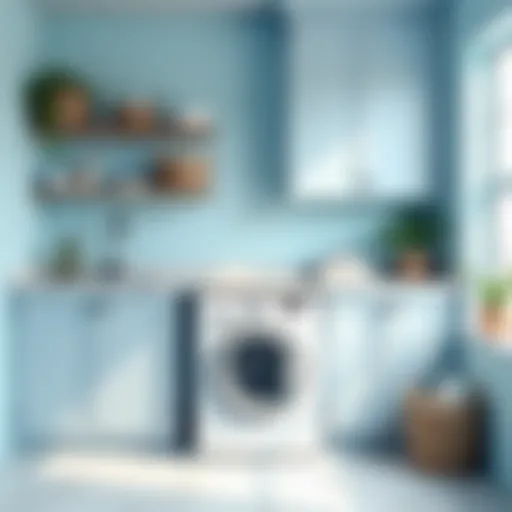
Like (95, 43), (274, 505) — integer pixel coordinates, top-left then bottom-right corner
(34, 189), (208, 205)
(35, 123), (213, 145)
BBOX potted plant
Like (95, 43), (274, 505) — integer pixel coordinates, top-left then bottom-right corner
(479, 277), (509, 339)
(49, 236), (84, 280)
(25, 68), (92, 134)
(383, 207), (441, 280)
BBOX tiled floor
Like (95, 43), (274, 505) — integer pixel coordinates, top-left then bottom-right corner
(0, 451), (510, 511)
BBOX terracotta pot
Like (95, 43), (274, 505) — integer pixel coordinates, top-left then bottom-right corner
(153, 157), (209, 194)
(53, 87), (91, 132)
(117, 101), (156, 134)
(400, 250), (430, 281)
(176, 159), (210, 193)
(481, 307), (505, 339)
(153, 158), (179, 190)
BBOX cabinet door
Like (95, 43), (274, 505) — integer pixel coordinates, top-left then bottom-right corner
(289, 18), (356, 199)
(383, 287), (451, 375)
(325, 293), (381, 439)
(358, 20), (431, 199)
(325, 287), (452, 443)
(379, 287), (452, 432)
(288, 17), (431, 201)
(15, 291), (88, 445)
(89, 293), (172, 446)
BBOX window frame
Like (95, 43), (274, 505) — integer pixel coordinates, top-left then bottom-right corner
(461, 9), (512, 341)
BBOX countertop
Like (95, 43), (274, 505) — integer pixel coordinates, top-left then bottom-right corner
(11, 269), (456, 295)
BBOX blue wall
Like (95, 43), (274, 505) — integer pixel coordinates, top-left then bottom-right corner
(36, 12), (445, 272)
(0, 0), (35, 459)
(454, 0), (510, 45)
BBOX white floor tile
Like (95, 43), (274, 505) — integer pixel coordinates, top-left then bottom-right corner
(0, 451), (510, 512)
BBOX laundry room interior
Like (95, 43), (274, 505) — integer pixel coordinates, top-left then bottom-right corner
(2, 0), (512, 511)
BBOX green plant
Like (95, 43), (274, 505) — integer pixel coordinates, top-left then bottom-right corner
(51, 237), (83, 279)
(479, 277), (509, 310)
(25, 68), (91, 131)
(383, 207), (441, 253)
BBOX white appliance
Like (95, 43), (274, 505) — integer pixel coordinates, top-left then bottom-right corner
(197, 280), (322, 458)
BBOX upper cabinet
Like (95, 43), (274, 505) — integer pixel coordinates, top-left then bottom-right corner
(280, 0), (436, 9)
(40, 0), (437, 13)
(287, 15), (432, 201)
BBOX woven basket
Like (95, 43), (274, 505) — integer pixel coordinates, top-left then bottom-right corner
(405, 390), (483, 475)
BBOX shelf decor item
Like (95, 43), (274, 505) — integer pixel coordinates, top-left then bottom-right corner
(116, 99), (157, 134)
(179, 105), (212, 134)
(152, 156), (210, 195)
(383, 207), (442, 280)
(25, 68), (92, 134)
(478, 276), (509, 339)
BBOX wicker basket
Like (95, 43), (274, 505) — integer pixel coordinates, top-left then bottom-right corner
(405, 390), (483, 475)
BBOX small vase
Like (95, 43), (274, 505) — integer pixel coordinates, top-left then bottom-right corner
(481, 307), (505, 340)
(53, 87), (91, 133)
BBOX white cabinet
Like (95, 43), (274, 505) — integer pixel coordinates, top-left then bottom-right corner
(14, 292), (89, 445)
(288, 16), (432, 201)
(325, 286), (453, 443)
(14, 291), (174, 450)
(378, 286), (453, 434)
(324, 293), (381, 439)
(89, 294), (173, 445)
(357, 21), (431, 199)
(288, 19), (355, 199)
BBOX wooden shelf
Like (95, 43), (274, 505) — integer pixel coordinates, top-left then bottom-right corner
(35, 123), (213, 144)
(35, 189), (207, 205)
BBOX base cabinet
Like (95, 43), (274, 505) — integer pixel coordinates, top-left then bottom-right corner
(324, 294), (379, 440)
(325, 286), (453, 444)
(88, 295), (173, 446)
(14, 291), (174, 451)
(14, 292), (89, 445)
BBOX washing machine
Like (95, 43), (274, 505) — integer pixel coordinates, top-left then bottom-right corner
(197, 281), (322, 458)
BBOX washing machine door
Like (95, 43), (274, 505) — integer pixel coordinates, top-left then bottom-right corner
(212, 329), (297, 424)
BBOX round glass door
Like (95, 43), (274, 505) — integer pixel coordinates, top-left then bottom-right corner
(214, 332), (293, 423)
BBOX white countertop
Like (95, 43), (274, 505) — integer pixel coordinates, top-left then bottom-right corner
(11, 268), (456, 294)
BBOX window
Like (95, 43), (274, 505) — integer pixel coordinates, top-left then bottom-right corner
(462, 12), (512, 341)
(495, 49), (512, 271)
(497, 50), (512, 173)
